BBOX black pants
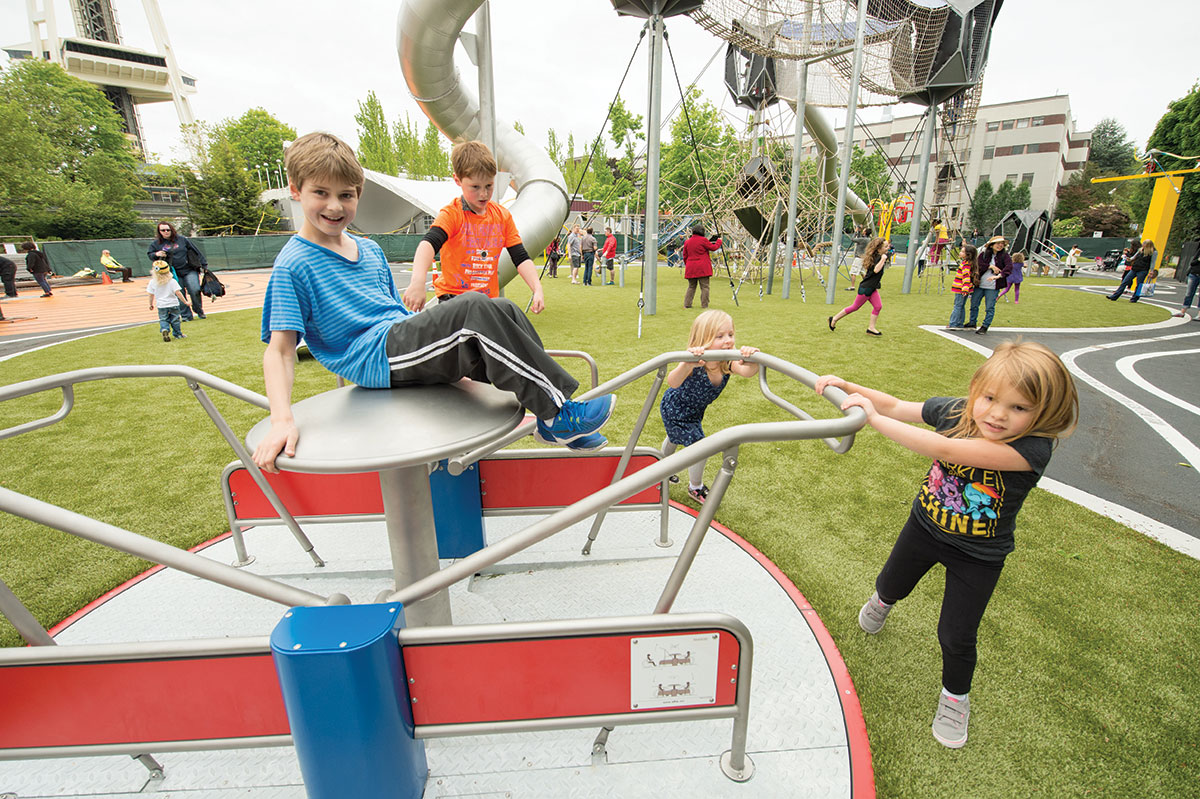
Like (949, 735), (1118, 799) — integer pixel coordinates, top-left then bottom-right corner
(875, 511), (1006, 694)
(385, 292), (578, 420)
(0, 264), (16, 297)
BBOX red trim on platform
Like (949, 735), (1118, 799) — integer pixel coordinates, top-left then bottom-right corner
(403, 630), (739, 725)
(47, 533), (232, 639)
(228, 470), (383, 519)
(0, 653), (288, 748)
(479, 455), (661, 509)
(668, 500), (876, 799)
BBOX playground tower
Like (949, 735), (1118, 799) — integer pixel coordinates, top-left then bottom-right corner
(4, 0), (196, 156)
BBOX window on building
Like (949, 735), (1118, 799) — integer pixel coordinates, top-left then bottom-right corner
(1001, 120), (1015, 130)
(987, 121), (1000, 132)
(1032, 116), (1045, 127)
(1005, 174), (1018, 184)
(1028, 143), (1041, 154)
(1010, 144), (1025, 155)
(1016, 118), (1029, 129)
(950, 207), (959, 218)
(984, 145), (995, 159)
(1021, 173), (1034, 187)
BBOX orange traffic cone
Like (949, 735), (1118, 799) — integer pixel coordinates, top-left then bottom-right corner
(100, 272), (113, 285)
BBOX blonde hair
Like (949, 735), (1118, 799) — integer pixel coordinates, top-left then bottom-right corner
(285, 132), (364, 195)
(945, 340), (1078, 443)
(451, 140), (497, 179)
(1013, 252), (1025, 263)
(687, 310), (736, 375)
(151, 259), (172, 286)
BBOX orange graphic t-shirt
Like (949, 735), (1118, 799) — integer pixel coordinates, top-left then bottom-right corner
(431, 198), (522, 298)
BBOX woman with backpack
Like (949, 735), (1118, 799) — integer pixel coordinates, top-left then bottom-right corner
(148, 221), (207, 318)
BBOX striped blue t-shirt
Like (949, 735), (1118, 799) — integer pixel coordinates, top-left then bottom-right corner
(261, 234), (411, 388)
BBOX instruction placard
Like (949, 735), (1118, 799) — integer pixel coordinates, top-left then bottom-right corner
(629, 633), (719, 710)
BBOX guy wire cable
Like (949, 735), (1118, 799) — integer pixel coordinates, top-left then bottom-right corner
(527, 22), (648, 313)
(663, 24), (738, 306)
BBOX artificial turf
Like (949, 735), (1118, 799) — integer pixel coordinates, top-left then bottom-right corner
(0, 265), (1194, 797)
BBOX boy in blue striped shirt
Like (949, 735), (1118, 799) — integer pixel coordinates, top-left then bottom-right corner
(253, 132), (614, 472)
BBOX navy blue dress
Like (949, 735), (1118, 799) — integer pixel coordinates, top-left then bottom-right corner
(660, 366), (729, 446)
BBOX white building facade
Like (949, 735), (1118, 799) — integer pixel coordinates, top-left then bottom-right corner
(806, 94), (1092, 229)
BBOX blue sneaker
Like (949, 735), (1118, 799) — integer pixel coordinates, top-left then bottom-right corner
(535, 395), (616, 446)
(566, 432), (607, 451)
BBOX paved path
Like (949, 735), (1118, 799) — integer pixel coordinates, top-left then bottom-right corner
(0, 270), (274, 359)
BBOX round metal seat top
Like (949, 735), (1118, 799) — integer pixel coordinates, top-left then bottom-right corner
(245, 381), (525, 473)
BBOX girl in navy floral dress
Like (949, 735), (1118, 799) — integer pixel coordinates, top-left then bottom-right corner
(660, 310), (759, 502)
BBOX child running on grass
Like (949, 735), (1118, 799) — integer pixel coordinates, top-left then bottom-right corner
(814, 341), (1078, 748)
(148, 260), (189, 341)
(946, 243), (977, 329)
(660, 310), (759, 503)
(828, 237), (889, 336)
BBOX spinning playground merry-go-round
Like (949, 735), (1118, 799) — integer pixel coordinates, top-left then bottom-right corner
(1, 0), (1006, 795)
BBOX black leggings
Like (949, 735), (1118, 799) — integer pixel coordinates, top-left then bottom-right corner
(875, 511), (1006, 694)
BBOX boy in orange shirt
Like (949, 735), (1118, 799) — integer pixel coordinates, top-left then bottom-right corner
(404, 141), (545, 312)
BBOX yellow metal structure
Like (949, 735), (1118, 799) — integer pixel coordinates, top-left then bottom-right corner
(1091, 166), (1197, 291)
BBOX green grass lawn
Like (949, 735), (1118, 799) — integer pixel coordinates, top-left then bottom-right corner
(1, 266), (1194, 797)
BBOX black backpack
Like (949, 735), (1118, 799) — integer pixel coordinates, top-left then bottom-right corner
(200, 268), (226, 298)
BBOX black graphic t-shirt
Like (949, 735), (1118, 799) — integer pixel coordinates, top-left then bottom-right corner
(911, 397), (1053, 562)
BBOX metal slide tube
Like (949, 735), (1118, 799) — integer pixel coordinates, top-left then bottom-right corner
(653, 448), (739, 614)
(0, 576), (55, 646)
(398, 0), (569, 284)
(0, 486), (329, 609)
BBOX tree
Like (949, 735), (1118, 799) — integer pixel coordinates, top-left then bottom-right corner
(1088, 117), (1138, 174)
(1079, 203), (1131, 237)
(355, 92), (398, 175)
(393, 114), (421, 176)
(0, 59), (142, 238)
(658, 88), (738, 214)
(219, 108), (297, 177)
(185, 128), (282, 234)
(989, 179), (1030, 228)
(1142, 80), (1200, 255)
(967, 178), (994, 233)
(1053, 216), (1083, 237)
(415, 122), (449, 178)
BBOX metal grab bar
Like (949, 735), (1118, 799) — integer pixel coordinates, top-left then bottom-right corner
(387, 407), (865, 609)
(0, 365), (270, 441)
(0, 365), (324, 567)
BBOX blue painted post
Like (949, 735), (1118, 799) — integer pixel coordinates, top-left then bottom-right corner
(271, 602), (426, 798)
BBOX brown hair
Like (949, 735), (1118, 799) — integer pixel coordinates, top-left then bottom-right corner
(862, 237), (889, 269)
(687, 310), (736, 375)
(285, 132), (364, 195)
(945, 340), (1078, 443)
(960, 243), (978, 267)
(154, 220), (178, 243)
(450, 140), (497, 180)
(18, 241), (36, 252)
(1013, 252), (1025, 263)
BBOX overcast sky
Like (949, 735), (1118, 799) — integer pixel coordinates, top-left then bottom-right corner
(2, 0), (1196, 168)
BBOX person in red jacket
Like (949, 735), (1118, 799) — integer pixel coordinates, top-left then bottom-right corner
(681, 224), (721, 308)
(601, 227), (618, 285)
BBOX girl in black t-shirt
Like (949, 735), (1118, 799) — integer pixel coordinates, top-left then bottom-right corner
(828, 237), (890, 336)
(814, 341), (1078, 749)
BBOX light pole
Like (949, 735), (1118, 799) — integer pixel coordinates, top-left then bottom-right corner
(275, 160), (284, 189)
(264, 164), (274, 190)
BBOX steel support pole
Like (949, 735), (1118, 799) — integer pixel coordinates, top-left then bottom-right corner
(643, 14), (664, 316)
(783, 58), (809, 300)
(378, 466), (451, 627)
(0, 576), (54, 646)
(903, 104), (938, 293)
(825, 0), (871, 304)
(475, 1), (496, 153)
(766, 199), (783, 294)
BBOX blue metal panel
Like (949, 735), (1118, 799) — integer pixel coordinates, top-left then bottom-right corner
(430, 460), (484, 558)
(271, 603), (426, 799)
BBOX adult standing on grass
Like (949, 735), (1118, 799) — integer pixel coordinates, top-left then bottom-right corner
(566, 224), (583, 285)
(581, 227), (598, 286)
(148, 220), (208, 318)
(828, 237), (889, 336)
(681, 224), (721, 309)
(966, 235), (1011, 334)
(601, 226), (617, 285)
(1106, 239), (1156, 303)
(19, 241), (53, 297)
(1063, 246), (1081, 277)
(815, 340), (1079, 749)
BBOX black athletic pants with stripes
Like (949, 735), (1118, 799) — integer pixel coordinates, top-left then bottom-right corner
(385, 292), (578, 420)
(874, 511), (1006, 695)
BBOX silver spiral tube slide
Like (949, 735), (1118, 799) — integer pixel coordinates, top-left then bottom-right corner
(398, 0), (569, 288)
(798, 100), (872, 228)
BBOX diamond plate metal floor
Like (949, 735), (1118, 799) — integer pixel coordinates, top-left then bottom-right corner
(0, 507), (869, 798)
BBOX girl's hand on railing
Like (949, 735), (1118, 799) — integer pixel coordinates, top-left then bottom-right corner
(813, 374), (845, 395)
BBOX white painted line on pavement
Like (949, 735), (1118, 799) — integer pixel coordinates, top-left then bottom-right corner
(1039, 477), (1200, 561)
(1116, 349), (1200, 418)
